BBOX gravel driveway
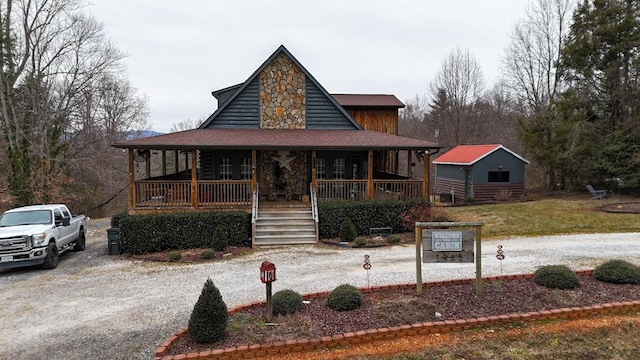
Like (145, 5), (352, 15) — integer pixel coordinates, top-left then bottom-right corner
(1, 218), (638, 360)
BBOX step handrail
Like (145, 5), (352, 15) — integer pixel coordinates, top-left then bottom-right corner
(251, 187), (258, 248)
(310, 183), (319, 242)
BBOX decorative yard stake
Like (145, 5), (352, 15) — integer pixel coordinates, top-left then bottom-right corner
(363, 254), (372, 287)
(260, 261), (277, 322)
(496, 245), (505, 276)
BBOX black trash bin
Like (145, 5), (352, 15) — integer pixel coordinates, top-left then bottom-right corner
(107, 228), (120, 255)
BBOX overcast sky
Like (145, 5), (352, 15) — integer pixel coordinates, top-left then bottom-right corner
(89, 1), (529, 132)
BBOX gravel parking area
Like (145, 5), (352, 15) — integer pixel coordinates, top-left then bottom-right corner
(0, 218), (639, 360)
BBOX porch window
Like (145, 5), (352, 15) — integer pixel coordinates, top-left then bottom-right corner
(219, 157), (232, 180)
(240, 157), (251, 180)
(488, 171), (510, 183)
(316, 158), (326, 179)
(333, 158), (346, 179)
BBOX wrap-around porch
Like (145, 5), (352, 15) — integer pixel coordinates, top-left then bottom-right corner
(127, 148), (431, 213)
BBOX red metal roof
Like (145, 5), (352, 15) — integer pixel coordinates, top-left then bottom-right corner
(433, 144), (529, 165)
(331, 94), (405, 108)
(113, 128), (440, 151)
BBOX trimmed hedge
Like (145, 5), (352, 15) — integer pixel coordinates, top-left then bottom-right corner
(118, 211), (250, 255)
(318, 199), (431, 238)
(594, 259), (640, 284)
(327, 284), (363, 311)
(533, 265), (580, 289)
(272, 289), (304, 316)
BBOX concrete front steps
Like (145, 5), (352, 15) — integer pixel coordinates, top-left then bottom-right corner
(254, 203), (317, 246)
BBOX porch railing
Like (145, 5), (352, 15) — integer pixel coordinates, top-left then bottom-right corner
(133, 179), (423, 207)
(372, 179), (423, 200)
(135, 180), (191, 207)
(198, 180), (252, 206)
(134, 180), (251, 207)
(317, 180), (367, 200)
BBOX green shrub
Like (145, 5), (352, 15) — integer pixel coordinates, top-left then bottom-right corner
(354, 236), (368, 247)
(118, 211), (250, 255)
(211, 227), (228, 252)
(318, 199), (433, 238)
(533, 265), (580, 289)
(386, 234), (401, 244)
(339, 218), (357, 242)
(272, 289), (303, 316)
(201, 249), (216, 259)
(188, 278), (228, 343)
(168, 251), (182, 262)
(110, 211), (128, 228)
(327, 284), (363, 311)
(594, 260), (640, 284)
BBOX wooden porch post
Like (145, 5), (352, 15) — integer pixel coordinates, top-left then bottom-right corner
(311, 151), (317, 191)
(161, 150), (166, 176)
(367, 150), (373, 200)
(174, 150), (179, 174)
(407, 150), (412, 178)
(128, 149), (135, 209)
(191, 149), (197, 207)
(145, 152), (151, 179)
(423, 150), (430, 200)
(251, 150), (257, 191)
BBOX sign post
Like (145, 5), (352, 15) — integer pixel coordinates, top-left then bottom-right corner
(260, 261), (277, 322)
(415, 222), (484, 295)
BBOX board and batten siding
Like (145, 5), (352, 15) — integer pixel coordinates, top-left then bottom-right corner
(305, 81), (358, 129)
(204, 78), (260, 129)
(344, 108), (398, 134)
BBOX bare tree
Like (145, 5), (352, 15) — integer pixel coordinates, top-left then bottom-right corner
(501, 0), (575, 114)
(0, 0), (147, 211)
(398, 94), (432, 140)
(170, 117), (205, 132)
(428, 47), (485, 147)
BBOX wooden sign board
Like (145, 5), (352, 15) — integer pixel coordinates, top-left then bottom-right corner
(422, 230), (474, 263)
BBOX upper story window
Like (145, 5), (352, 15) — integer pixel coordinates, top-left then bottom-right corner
(219, 157), (232, 180)
(488, 171), (510, 183)
(316, 158), (326, 179)
(240, 158), (252, 180)
(333, 158), (346, 179)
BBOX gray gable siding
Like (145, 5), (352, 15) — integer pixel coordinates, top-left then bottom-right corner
(305, 81), (359, 129)
(473, 149), (526, 183)
(203, 78), (259, 129)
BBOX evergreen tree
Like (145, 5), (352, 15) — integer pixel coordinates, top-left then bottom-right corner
(188, 278), (228, 343)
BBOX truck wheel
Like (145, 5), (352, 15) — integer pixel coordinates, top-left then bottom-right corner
(73, 230), (86, 251)
(41, 242), (59, 269)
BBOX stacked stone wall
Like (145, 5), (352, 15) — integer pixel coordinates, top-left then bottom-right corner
(259, 53), (306, 129)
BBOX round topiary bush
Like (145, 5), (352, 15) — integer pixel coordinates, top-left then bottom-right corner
(272, 289), (304, 316)
(188, 278), (228, 343)
(533, 265), (580, 289)
(168, 251), (181, 262)
(339, 218), (357, 242)
(354, 236), (368, 247)
(327, 284), (363, 311)
(386, 234), (401, 244)
(201, 249), (216, 259)
(594, 259), (640, 284)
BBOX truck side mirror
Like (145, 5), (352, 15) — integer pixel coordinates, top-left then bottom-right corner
(56, 217), (71, 227)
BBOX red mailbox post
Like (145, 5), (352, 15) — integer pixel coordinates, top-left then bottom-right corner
(260, 261), (277, 321)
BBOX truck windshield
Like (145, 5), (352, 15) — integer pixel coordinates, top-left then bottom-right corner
(0, 210), (52, 227)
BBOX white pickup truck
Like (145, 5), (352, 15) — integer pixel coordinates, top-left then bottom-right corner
(0, 204), (87, 270)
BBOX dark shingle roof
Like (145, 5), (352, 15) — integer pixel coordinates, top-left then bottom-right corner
(331, 94), (405, 108)
(113, 128), (440, 151)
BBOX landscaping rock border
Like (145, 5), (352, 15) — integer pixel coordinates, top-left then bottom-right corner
(154, 269), (640, 360)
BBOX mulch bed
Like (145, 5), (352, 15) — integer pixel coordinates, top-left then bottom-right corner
(598, 202), (640, 214)
(167, 275), (640, 356)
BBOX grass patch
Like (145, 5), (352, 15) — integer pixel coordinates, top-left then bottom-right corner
(444, 195), (639, 239)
